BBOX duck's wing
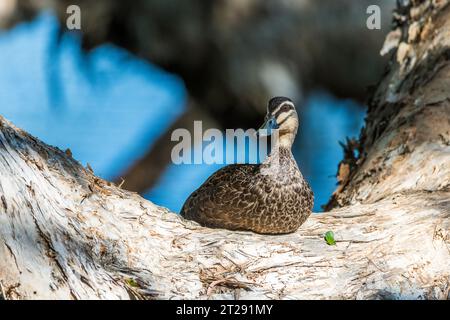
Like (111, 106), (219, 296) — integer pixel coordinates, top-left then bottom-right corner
(180, 164), (262, 229)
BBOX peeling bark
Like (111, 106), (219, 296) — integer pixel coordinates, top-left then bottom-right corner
(0, 0), (395, 194)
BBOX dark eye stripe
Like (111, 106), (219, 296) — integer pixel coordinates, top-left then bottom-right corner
(273, 103), (294, 119)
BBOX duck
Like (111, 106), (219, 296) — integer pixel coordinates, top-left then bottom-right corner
(180, 97), (314, 234)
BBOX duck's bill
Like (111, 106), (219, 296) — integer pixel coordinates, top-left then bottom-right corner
(258, 116), (279, 137)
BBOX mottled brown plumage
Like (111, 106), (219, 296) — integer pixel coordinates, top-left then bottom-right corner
(181, 97), (314, 234)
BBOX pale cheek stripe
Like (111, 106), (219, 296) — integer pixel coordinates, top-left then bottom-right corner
(277, 111), (295, 126)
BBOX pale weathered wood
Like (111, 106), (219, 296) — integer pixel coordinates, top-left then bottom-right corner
(0, 1), (450, 300)
(0, 114), (448, 299)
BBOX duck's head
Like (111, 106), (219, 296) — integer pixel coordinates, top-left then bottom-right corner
(259, 97), (298, 148)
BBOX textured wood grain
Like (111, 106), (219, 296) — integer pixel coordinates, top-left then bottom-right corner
(0, 115), (448, 299)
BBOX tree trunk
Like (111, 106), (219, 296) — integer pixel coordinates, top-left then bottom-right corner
(1, 0), (395, 196)
(0, 2), (449, 299)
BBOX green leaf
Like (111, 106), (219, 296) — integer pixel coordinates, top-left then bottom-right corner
(324, 231), (336, 245)
(125, 278), (139, 288)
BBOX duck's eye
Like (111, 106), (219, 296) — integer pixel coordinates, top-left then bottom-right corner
(280, 104), (291, 113)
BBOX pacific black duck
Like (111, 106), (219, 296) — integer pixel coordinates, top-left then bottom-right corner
(181, 97), (314, 234)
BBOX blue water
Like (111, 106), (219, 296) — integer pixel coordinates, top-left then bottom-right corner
(0, 13), (186, 179)
(0, 13), (365, 213)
